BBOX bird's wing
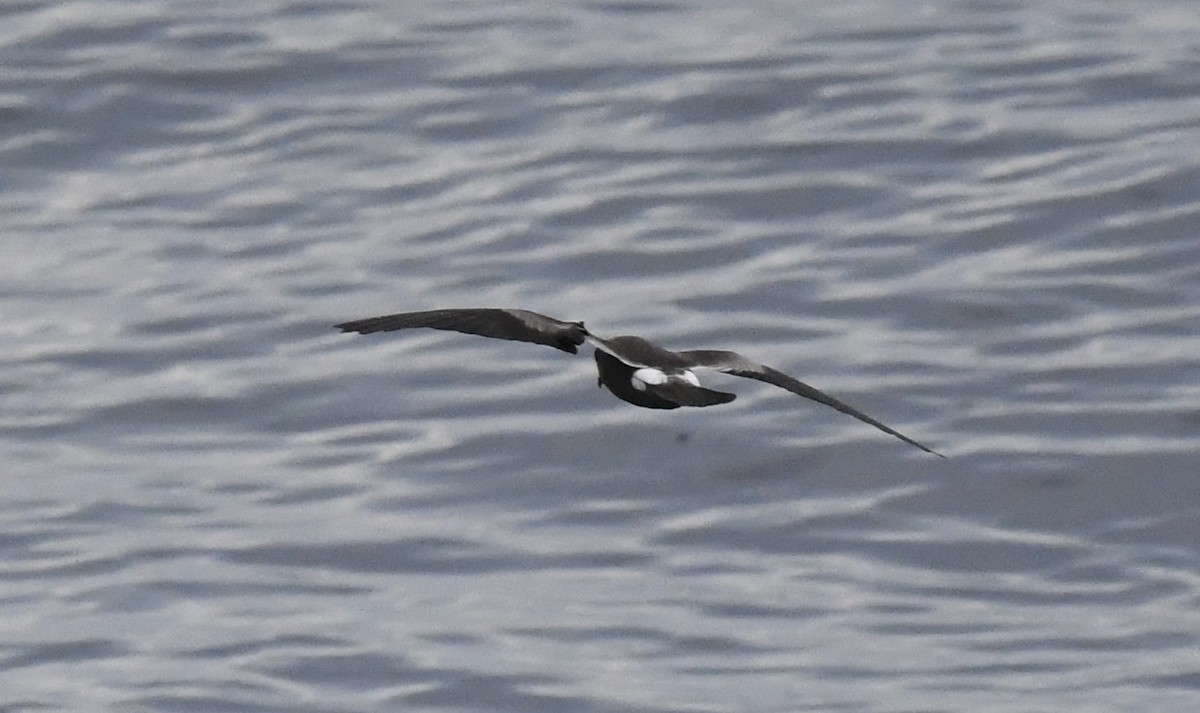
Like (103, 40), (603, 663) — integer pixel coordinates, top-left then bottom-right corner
(584, 334), (686, 369)
(335, 308), (588, 354)
(679, 349), (943, 456)
(585, 335), (645, 366)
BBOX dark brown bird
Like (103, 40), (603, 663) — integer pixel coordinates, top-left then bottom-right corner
(336, 308), (943, 456)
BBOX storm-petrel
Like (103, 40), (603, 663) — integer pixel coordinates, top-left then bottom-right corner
(336, 308), (942, 456)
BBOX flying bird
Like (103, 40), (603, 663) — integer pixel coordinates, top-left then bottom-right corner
(335, 308), (943, 456)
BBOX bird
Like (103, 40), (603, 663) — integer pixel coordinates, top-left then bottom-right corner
(335, 308), (943, 456)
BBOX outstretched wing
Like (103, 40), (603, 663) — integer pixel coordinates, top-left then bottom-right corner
(679, 350), (943, 456)
(336, 308), (588, 354)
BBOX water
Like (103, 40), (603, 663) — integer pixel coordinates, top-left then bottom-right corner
(3, 0), (1200, 710)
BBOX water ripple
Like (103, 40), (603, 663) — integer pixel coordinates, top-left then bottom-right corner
(3, 0), (1200, 711)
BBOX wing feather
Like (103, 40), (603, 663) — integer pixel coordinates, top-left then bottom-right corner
(680, 350), (943, 456)
(336, 308), (588, 354)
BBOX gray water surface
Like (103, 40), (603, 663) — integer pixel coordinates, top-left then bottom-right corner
(3, 1), (1200, 711)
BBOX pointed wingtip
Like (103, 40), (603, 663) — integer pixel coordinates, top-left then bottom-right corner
(906, 438), (945, 458)
(910, 437), (946, 458)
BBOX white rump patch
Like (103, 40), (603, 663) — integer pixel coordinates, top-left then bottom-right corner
(631, 367), (668, 391)
(632, 368), (701, 391)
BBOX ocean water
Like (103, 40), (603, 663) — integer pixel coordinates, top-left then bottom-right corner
(3, 0), (1200, 710)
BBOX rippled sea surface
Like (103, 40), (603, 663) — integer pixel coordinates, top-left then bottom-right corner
(4, 1), (1200, 710)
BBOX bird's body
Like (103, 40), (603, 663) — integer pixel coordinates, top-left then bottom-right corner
(335, 308), (942, 456)
(590, 340), (729, 410)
